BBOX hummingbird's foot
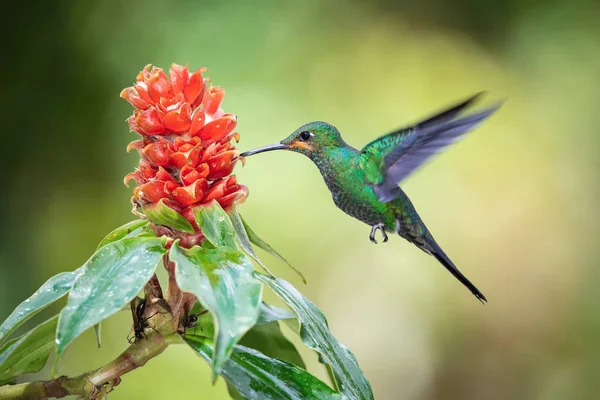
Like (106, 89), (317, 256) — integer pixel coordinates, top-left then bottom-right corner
(369, 223), (388, 244)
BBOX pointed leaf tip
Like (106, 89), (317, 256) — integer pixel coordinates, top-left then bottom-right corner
(240, 214), (307, 284)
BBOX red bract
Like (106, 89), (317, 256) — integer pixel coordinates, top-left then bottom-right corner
(122, 64), (247, 240)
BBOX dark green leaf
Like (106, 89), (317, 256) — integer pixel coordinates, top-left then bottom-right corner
(142, 198), (195, 233)
(0, 316), (58, 384)
(185, 335), (342, 400)
(96, 219), (150, 249)
(0, 270), (81, 345)
(56, 237), (167, 359)
(257, 274), (374, 400)
(193, 200), (237, 248)
(256, 303), (296, 325)
(171, 243), (262, 377)
(227, 208), (274, 277)
(241, 215), (306, 284)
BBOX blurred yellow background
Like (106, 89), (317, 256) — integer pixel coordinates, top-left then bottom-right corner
(2, 0), (599, 399)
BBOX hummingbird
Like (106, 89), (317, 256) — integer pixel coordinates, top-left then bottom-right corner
(240, 93), (500, 302)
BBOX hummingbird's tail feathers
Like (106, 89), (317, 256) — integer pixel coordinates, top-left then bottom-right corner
(427, 240), (487, 303)
(371, 101), (502, 203)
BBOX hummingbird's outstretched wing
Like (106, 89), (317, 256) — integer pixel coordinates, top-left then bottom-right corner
(359, 93), (501, 202)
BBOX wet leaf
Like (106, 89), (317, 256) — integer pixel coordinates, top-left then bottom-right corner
(96, 219), (151, 249)
(193, 200), (236, 248)
(0, 316), (58, 384)
(185, 335), (341, 400)
(56, 237), (167, 359)
(142, 198), (195, 233)
(257, 274), (374, 400)
(171, 243), (261, 378)
(0, 269), (81, 345)
(240, 215), (306, 283)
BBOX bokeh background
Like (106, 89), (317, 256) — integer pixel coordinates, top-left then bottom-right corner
(2, 0), (600, 399)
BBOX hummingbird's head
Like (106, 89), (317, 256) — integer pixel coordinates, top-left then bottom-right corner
(240, 121), (344, 160)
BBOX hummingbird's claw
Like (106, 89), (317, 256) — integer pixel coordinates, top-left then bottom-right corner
(370, 223), (387, 244)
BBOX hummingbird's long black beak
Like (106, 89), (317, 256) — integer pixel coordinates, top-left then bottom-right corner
(240, 143), (288, 157)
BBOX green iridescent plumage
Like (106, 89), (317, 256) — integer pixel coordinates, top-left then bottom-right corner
(241, 94), (501, 302)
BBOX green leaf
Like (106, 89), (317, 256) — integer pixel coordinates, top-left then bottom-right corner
(256, 274), (374, 400)
(171, 243), (262, 377)
(241, 215), (306, 284)
(192, 200), (237, 248)
(227, 208), (274, 277)
(142, 198), (195, 233)
(185, 335), (342, 400)
(96, 219), (150, 249)
(239, 321), (305, 369)
(56, 237), (167, 359)
(0, 270), (81, 345)
(256, 303), (296, 325)
(0, 316), (58, 384)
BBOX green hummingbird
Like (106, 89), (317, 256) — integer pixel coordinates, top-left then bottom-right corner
(241, 93), (500, 302)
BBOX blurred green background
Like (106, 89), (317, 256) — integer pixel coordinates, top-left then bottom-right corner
(2, 0), (599, 399)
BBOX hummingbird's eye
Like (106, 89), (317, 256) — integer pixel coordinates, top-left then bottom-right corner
(299, 131), (313, 141)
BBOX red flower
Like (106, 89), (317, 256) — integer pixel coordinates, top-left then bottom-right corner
(122, 64), (247, 238)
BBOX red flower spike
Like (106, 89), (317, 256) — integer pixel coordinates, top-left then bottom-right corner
(122, 63), (248, 244)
